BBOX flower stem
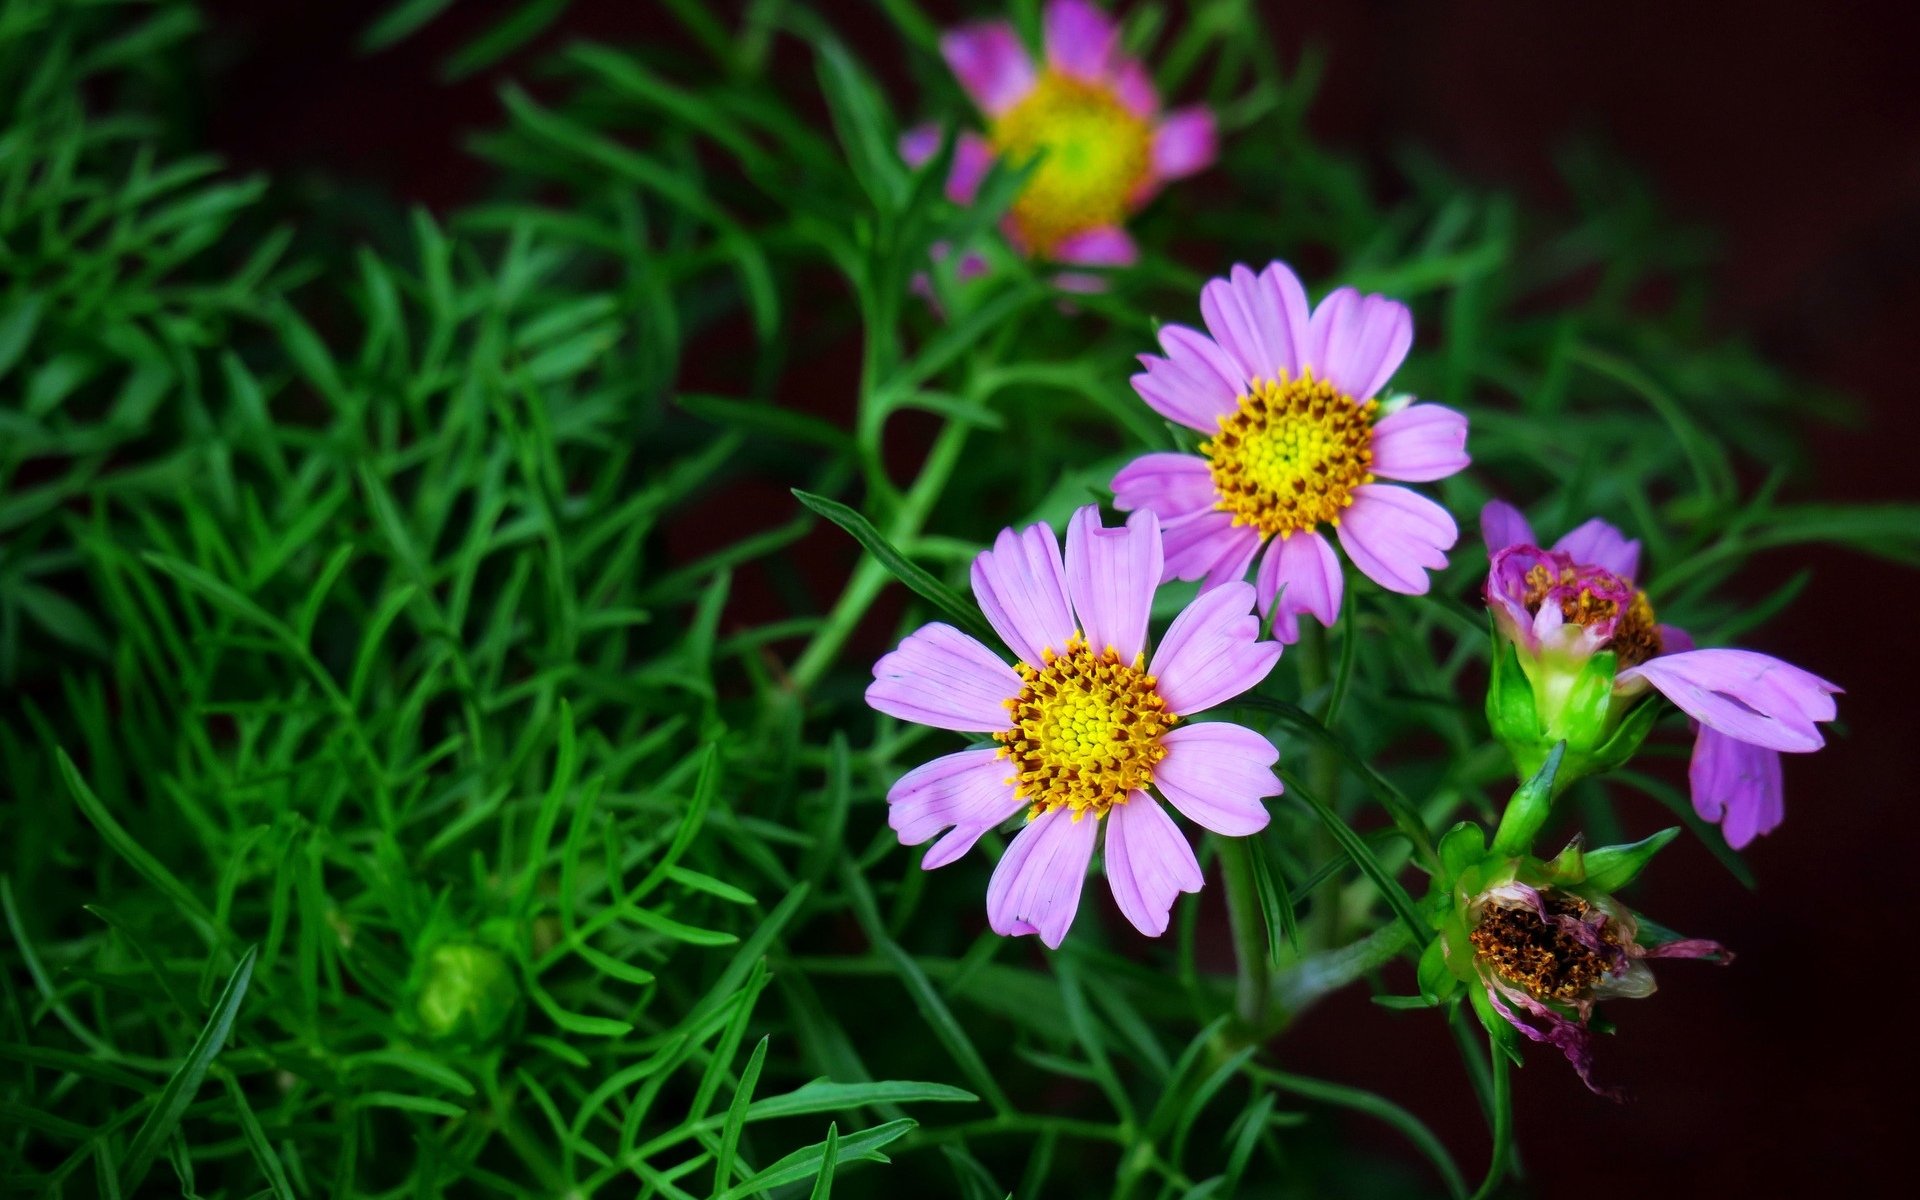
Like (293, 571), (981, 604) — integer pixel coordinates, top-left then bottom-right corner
(790, 418), (971, 692)
(1296, 621), (1343, 947)
(1217, 834), (1272, 1035)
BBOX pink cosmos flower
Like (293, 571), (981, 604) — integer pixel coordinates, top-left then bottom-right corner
(1109, 260), (1470, 641)
(866, 504), (1283, 947)
(900, 0), (1217, 274)
(1482, 500), (1841, 848)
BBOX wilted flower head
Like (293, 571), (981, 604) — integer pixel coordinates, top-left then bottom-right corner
(1422, 755), (1729, 1097)
(903, 0), (1216, 273)
(867, 505), (1283, 947)
(1110, 260), (1469, 639)
(1480, 501), (1841, 846)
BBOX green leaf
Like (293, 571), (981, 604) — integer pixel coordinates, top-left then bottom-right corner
(718, 1119), (916, 1199)
(748, 1079), (977, 1121)
(120, 946), (258, 1193)
(1289, 779), (1429, 945)
(792, 489), (1000, 649)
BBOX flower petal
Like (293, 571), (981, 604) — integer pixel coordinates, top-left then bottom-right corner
(1053, 225), (1138, 275)
(1552, 517), (1642, 582)
(1112, 452), (1218, 523)
(949, 131), (996, 205)
(1305, 287), (1413, 400)
(1336, 484), (1458, 595)
(1105, 792), (1203, 937)
(1112, 58), (1158, 118)
(1149, 580), (1281, 714)
(1044, 0), (1119, 81)
(941, 22), (1036, 117)
(1201, 261), (1311, 384)
(900, 123), (941, 169)
(971, 522), (1077, 665)
(1688, 727), (1784, 850)
(1065, 506), (1162, 663)
(1132, 324), (1244, 432)
(1480, 499), (1536, 557)
(1151, 106), (1216, 181)
(1161, 511), (1262, 591)
(986, 806), (1099, 948)
(1153, 721), (1279, 835)
(1255, 530), (1343, 644)
(1620, 649), (1840, 753)
(1370, 404), (1470, 483)
(887, 748), (1023, 868)
(867, 623), (1020, 731)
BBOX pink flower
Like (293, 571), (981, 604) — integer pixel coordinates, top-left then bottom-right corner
(1482, 500), (1840, 848)
(901, 0), (1217, 271)
(867, 505), (1283, 947)
(1109, 261), (1469, 640)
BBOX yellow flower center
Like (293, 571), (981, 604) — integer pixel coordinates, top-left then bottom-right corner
(1202, 370), (1378, 538)
(994, 637), (1176, 820)
(989, 71), (1153, 257)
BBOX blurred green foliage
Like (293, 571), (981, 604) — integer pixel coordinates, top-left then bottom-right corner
(2, 1), (1915, 1197)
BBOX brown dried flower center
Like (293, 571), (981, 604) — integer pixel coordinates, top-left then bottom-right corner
(1470, 895), (1624, 1002)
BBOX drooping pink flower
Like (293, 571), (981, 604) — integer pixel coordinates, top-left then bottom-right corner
(1109, 260), (1469, 640)
(900, 0), (1217, 272)
(1481, 500), (1840, 848)
(867, 505), (1283, 947)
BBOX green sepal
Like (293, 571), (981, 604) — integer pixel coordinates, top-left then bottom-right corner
(1544, 834), (1586, 883)
(1583, 691), (1662, 777)
(1468, 984), (1524, 1065)
(1437, 821), (1488, 886)
(1580, 827), (1681, 893)
(1417, 935), (1458, 1003)
(1485, 630), (1539, 756)
(1491, 741), (1566, 857)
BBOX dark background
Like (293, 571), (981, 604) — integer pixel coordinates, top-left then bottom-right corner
(194, 0), (1920, 1192)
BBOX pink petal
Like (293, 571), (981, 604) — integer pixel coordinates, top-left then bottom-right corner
(900, 124), (941, 169)
(1552, 517), (1641, 583)
(1480, 499), (1536, 557)
(1255, 530), (1343, 644)
(1336, 484), (1457, 595)
(1112, 58), (1159, 118)
(941, 22), (1036, 117)
(986, 806), (1100, 948)
(1660, 624), (1695, 654)
(1304, 287), (1413, 400)
(1131, 324), (1244, 432)
(887, 748), (1023, 867)
(1153, 722), (1279, 836)
(1161, 510), (1262, 591)
(1052, 224), (1138, 268)
(1112, 452), (1218, 523)
(1370, 404), (1470, 483)
(1620, 649), (1839, 753)
(867, 623), (1021, 731)
(1149, 580), (1280, 714)
(949, 131), (996, 205)
(1064, 506), (1162, 663)
(1201, 262), (1311, 385)
(1105, 792), (1203, 937)
(1689, 727), (1784, 850)
(1043, 0), (1118, 81)
(971, 522), (1077, 665)
(1151, 106), (1216, 181)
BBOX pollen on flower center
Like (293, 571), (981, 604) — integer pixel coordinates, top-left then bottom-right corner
(1521, 562), (1664, 667)
(1470, 894), (1625, 1002)
(994, 637), (1175, 820)
(1202, 370), (1377, 537)
(989, 71), (1152, 256)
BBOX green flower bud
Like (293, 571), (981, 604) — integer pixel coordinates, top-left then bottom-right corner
(411, 940), (519, 1045)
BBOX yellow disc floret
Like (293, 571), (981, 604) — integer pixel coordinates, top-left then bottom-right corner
(1203, 370), (1378, 538)
(989, 72), (1153, 257)
(995, 637), (1175, 820)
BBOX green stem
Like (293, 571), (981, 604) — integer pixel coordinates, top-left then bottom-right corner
(1216, 834), (1271, 1035)
(790, 419), (971, 691)
(1272, 921), (1411, 1014)
(1468, 1033), (1513, 1200)
(1296, 622), (1342, 948)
